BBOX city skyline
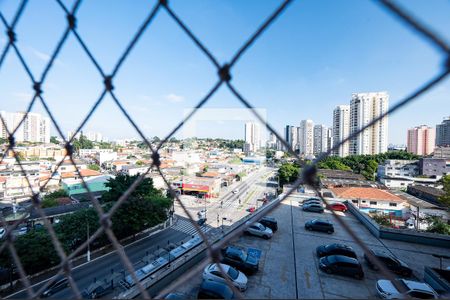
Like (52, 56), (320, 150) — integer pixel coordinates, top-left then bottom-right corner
(1, 1), (449, 144)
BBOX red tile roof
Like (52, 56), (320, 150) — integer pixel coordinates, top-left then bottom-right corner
(61, 169), (101, 178)
(330, 187), (403, 202)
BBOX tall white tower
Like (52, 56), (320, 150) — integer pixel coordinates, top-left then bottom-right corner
(349, 92), (389, 155)
(332, 105), (350, 157)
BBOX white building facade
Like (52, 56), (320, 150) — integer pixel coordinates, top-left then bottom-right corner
(332, 105), (350, 157)
(349, 92), (389, 155)
(313, 124), (329, 155)
(299, 120), (314, 156)
(244, 122), (261, 153)
(0, 111), (50, 143)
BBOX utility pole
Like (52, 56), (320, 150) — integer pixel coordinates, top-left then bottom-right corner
(87, 222), (91, 262)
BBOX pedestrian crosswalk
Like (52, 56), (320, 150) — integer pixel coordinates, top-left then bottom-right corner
(172, 218), (212, 236)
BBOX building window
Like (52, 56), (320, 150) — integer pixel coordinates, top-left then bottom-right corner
(361, 200), (366, 203)
(370, 201), (377, 205)
(352, 200), (358, 204)
(389, 203), (397, 207)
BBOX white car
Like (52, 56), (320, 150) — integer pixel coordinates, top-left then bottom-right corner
(244, 221), (273, 239)
(232, 189), (239, 194)
(0, 228), (5, 239)
(203, 263), (247, 291)
(376, 279), (439, 299)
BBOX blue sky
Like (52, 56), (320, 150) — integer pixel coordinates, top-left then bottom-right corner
(1, 0), (449, 144)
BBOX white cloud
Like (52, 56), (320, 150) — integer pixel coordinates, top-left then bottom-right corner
(11, 92), (33, 103)
(165, 93), (185, 103)
(28, 47), (64, 66)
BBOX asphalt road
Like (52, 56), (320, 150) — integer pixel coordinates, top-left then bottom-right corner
(8, 167), (276, 299)
(7, 228), (189, 299)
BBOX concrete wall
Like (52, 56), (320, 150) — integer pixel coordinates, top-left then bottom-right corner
(346, 200), (380, 238)
(346, 201), (450, 248)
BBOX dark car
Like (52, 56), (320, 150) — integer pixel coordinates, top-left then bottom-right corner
(302, 203), (324, 213)
(259, 216), (278, 232)
(319, 255), (364, 279)
(221, 246), (259, 275)
(364, 249), (413, 277)
(316, 243), (357, 259)
(81, 284), (112, 299)
(197, 280), (234, 299)
(305, 219), (334, 234)
(41, 276), (69, 297)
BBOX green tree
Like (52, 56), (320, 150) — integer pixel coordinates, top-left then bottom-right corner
(101, 174), (172, 238)
(152, 136), (161, 143)
(0, 230), (61, 274)
(41, 189), (68, 208)
(55, 208), (106, 251)
(439, 175), (450, 207)
(109, 195), (172, 239)
(88, 164), (100, 171)
(50, 136), (59, 144)
(425, 216), (450, 235)
(278, 162), (300, 185)
(370, 214), (391, 227)
(73, 134), (94, 151)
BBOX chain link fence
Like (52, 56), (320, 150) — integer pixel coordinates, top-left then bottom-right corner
(0, 0), (449, 298)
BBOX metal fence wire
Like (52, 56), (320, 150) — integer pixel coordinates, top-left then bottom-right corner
(0, 0), (449, 298)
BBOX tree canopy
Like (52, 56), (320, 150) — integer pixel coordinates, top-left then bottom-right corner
(316, 151), (420, 180)
(439, 175), (450, 208)
(278, 162), (300, 185)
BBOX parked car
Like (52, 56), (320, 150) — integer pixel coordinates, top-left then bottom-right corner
(329, 202), (347, 212)
(203, 263), (248, 291)
(305, 219), (334, 234)
(0, 228), (5, 239)
(232, 189), (239, 194)
(246, 206), (255, 213)
(41, 276), (69, 297)
(259, 216), (278, 232)
(302, 203), (324, 213)
(81, 284), (112, 299)
(197, 218), (207, 226)
(17, 227), (28, 236)
(376, 279), (438, 299)
(301, 199), (323, 206)
(221, 246), (259, 274)
(316, 243), (357, 259)
(198, 280), (234, 299)
(319, 255), (364, 279)
(364, 249), (412, 277)
(244, 221), (273, 239)
(164, 292), (189, 300)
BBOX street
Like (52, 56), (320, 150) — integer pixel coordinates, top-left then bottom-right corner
(7, 166), (277, 299)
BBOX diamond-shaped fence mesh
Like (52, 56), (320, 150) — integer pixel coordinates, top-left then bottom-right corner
(0, 0), (449, 298)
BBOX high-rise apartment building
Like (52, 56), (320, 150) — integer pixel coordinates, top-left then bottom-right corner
(244, 122), (261, 153)
(313, 124), (329, 155)
(299, 120), (314, 156)
(332, 105), (350, 157)
(284, 125), (299, 152)
(326, 127), (333, 154)
(0, 111), (50, 143)
(407, 125), (435, 156)
(349, 92), (389, 155)
(436, 117), (450, 147)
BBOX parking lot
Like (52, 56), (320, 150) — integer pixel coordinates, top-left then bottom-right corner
(169, 195), (449, 299)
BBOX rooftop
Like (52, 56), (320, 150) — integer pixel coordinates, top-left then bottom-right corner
(330, 187), (404, 202)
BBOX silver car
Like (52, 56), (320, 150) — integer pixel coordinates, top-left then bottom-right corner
(203, 263), (248, 291)
(244, 221), (273, 239)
